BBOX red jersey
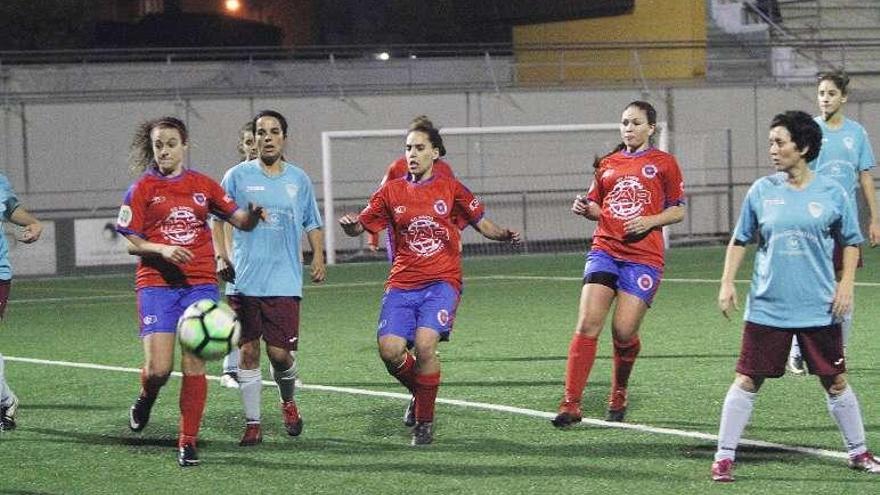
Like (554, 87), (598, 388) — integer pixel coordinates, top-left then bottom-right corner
(585, 148), (685, 269)
(116, 168), (238, 288)
(359, 175), (485, 292)
(382, 157), (455, 183)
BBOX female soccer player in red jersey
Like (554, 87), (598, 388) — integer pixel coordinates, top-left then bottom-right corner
(116, 116), (263, 467)
(339, 119), (520, 446)
(551, 101), (686, 427)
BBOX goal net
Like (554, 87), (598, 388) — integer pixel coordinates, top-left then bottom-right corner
(321, 123), (668, 264)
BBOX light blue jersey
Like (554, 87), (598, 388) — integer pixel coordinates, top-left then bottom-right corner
(734, 173), (863, 328)
(0, 174), (20, 281)
(222, 160), (323, 297)
(811, 116), (876, 218)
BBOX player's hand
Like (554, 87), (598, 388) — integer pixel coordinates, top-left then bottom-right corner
(367, 232), (380, 252)
(338, 213), (363, 237)
(248, 202), (267, 221)
(832, 279), (854, 319)
(718, 282), (739, 320)
(505, 229), (522, 247)
(215, 255), (236, 283)
(623, 215), (655, 236)
(868, 221), (880, 247)
(571, 195), (590, 217)
(161, 245), (195, 265)
(17, 222), (43, 244)
(310, 257), (326, 283)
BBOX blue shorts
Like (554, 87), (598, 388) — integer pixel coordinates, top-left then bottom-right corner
(582, 249), (663, 306)
(377, 281), (460, 346)
(136, 284), (220, 338)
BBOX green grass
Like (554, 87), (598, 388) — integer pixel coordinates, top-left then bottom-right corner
(1, 246), (880, 494)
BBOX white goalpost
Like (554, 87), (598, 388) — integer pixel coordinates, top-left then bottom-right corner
(321, 123), (668, 265)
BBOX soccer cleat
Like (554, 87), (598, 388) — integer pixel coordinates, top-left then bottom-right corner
(281, 400), (303, 437)
(177, 442), (200, 467)
(786, 354), (806, 376)
(606, 388), (628, 422)
(711, 458), (735, 482)
(411, 421), (433, 446)
(239, 423), (263, 447)
(219, 372), (240, 389)
(0, 394), (19, 431)
(551, 401), (583, 428)
(403, 397), (416, 427)
(848, 451), (880, 474)
(128, 395), (154, 432)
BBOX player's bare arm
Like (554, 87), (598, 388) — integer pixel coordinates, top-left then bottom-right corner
(8, 206), (42, 244)
(124, 234), (194, 265)
(832, 245), (858, 318)
(623, 204), (685, 236)
(571, 195), (600, 220)
(474, 218), (521, 246)
(307, 228), (326, 283)
(211, 217), (235, 283)
(228, 202), (265, 231)
(858, 170), (880, 246)
(718, 240), (746, 320)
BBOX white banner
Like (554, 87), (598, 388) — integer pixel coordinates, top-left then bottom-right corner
(74, 218), (136, 267)
(6, 221), (57, 276)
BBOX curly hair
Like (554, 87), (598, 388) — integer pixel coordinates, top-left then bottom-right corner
(407, 116), (446, 157)
(128, 116), (188, 173)
(770, 110), (822, 163)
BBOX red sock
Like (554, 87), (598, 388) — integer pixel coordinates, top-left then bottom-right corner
(387, 352), (417, 395)
(413, 372), (441, 423)
(563, 334), (598, 404)
(178, 374), (207, 447)
(611, 337), (641, 390)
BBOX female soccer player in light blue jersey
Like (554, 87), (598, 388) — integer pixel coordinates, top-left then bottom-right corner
(788, 70), (879, 374)
(712, 111), (879, 482)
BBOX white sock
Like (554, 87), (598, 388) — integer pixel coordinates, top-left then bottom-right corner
(827, 386), (867, 457)
(841, 305), (854, 350)
(238, 368), (262, 423)
(789, 338), (801, 359)
(715, 384), (757, 462)
(223, 348), (240, 375)
(272, 359), (298, 403)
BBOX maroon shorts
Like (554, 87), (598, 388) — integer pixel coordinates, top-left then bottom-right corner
(736, 321), (845, 378)
(833, 241), (863, 271)
(227, 295), (301, 351)
(0, 279), (9, 320)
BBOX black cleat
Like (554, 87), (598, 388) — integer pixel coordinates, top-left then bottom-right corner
(177, 443), (200, 467)
(605, 388), (628, 422)
(0, 394), (18, 431)
(403, 397), (416, 427)
(551, 411), (583, 428)
(411, 421), (433, 446)
(129, 395), (154, 432)
(605, 408), (626, 422)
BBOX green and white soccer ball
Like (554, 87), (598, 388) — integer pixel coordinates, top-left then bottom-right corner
(177, 299), (241, 360)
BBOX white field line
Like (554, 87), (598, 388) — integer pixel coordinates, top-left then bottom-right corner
(4, 355), (848, 461)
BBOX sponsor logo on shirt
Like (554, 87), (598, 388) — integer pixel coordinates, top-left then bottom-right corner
(403, 215), (449, 257)
(161, 206), (201, 245)
(808, 202), (824, 218)
(394, 205), (407, 215)
(117, 205), (133, 228)
(149, 196), (165, 205)
(434, 199), (448, 215)
(192, 192), (207, 206)
(641, 164), (658, 179)
(246, 185), (266, 192)
(763, 198), (785, 207)
(469, 199), (480, 211)
(607, 176), (651, 220)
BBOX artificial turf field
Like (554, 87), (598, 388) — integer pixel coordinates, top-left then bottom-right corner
(1, 245), (879, 494)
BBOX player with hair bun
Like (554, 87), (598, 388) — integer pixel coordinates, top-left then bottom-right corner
(339, 117), (520, 446)
(117, 116), (264, 467)
(552, 100), (686, 427)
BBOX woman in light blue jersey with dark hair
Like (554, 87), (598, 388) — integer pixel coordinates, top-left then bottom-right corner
(0, 172), (43, 431)
(710, 110), (878, 482)
(788, 70), (878, 373)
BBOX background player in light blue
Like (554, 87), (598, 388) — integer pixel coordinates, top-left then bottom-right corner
(788, 70), (879, 374)
(215, 110), (325, 446)
(0, 172), (44, 431)
(712, 111), (878, 482)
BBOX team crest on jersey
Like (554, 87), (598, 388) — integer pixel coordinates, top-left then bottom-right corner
(437, 309), (450, 326)
(434, 199), (448, 215)
(641, 164), (658, 179)
(149, 196), (165, 205)
(394, 205), (407, 215)
(404, 215), (449, 257)
(161, 206), (201, 245)
(808, 201), (824, 218)
(469, 199), (480, 211)
(637, 274), (654, 291)
(286, 183), (299, 198)
(117, 205), (132, 228)
(602, 169), (614, 180)
(607, 176), (651, 220)
(192, 193), (207, 206)
(844, 136), (855, 150)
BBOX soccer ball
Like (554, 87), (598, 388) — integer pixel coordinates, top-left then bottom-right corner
(177, 299), (240, 360)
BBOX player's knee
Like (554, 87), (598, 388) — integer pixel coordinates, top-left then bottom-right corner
(824, 374), (848, 396)
(575, 320), (603, 336)
(267, 347), (294, 371)
(734, 373), (760, 393)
